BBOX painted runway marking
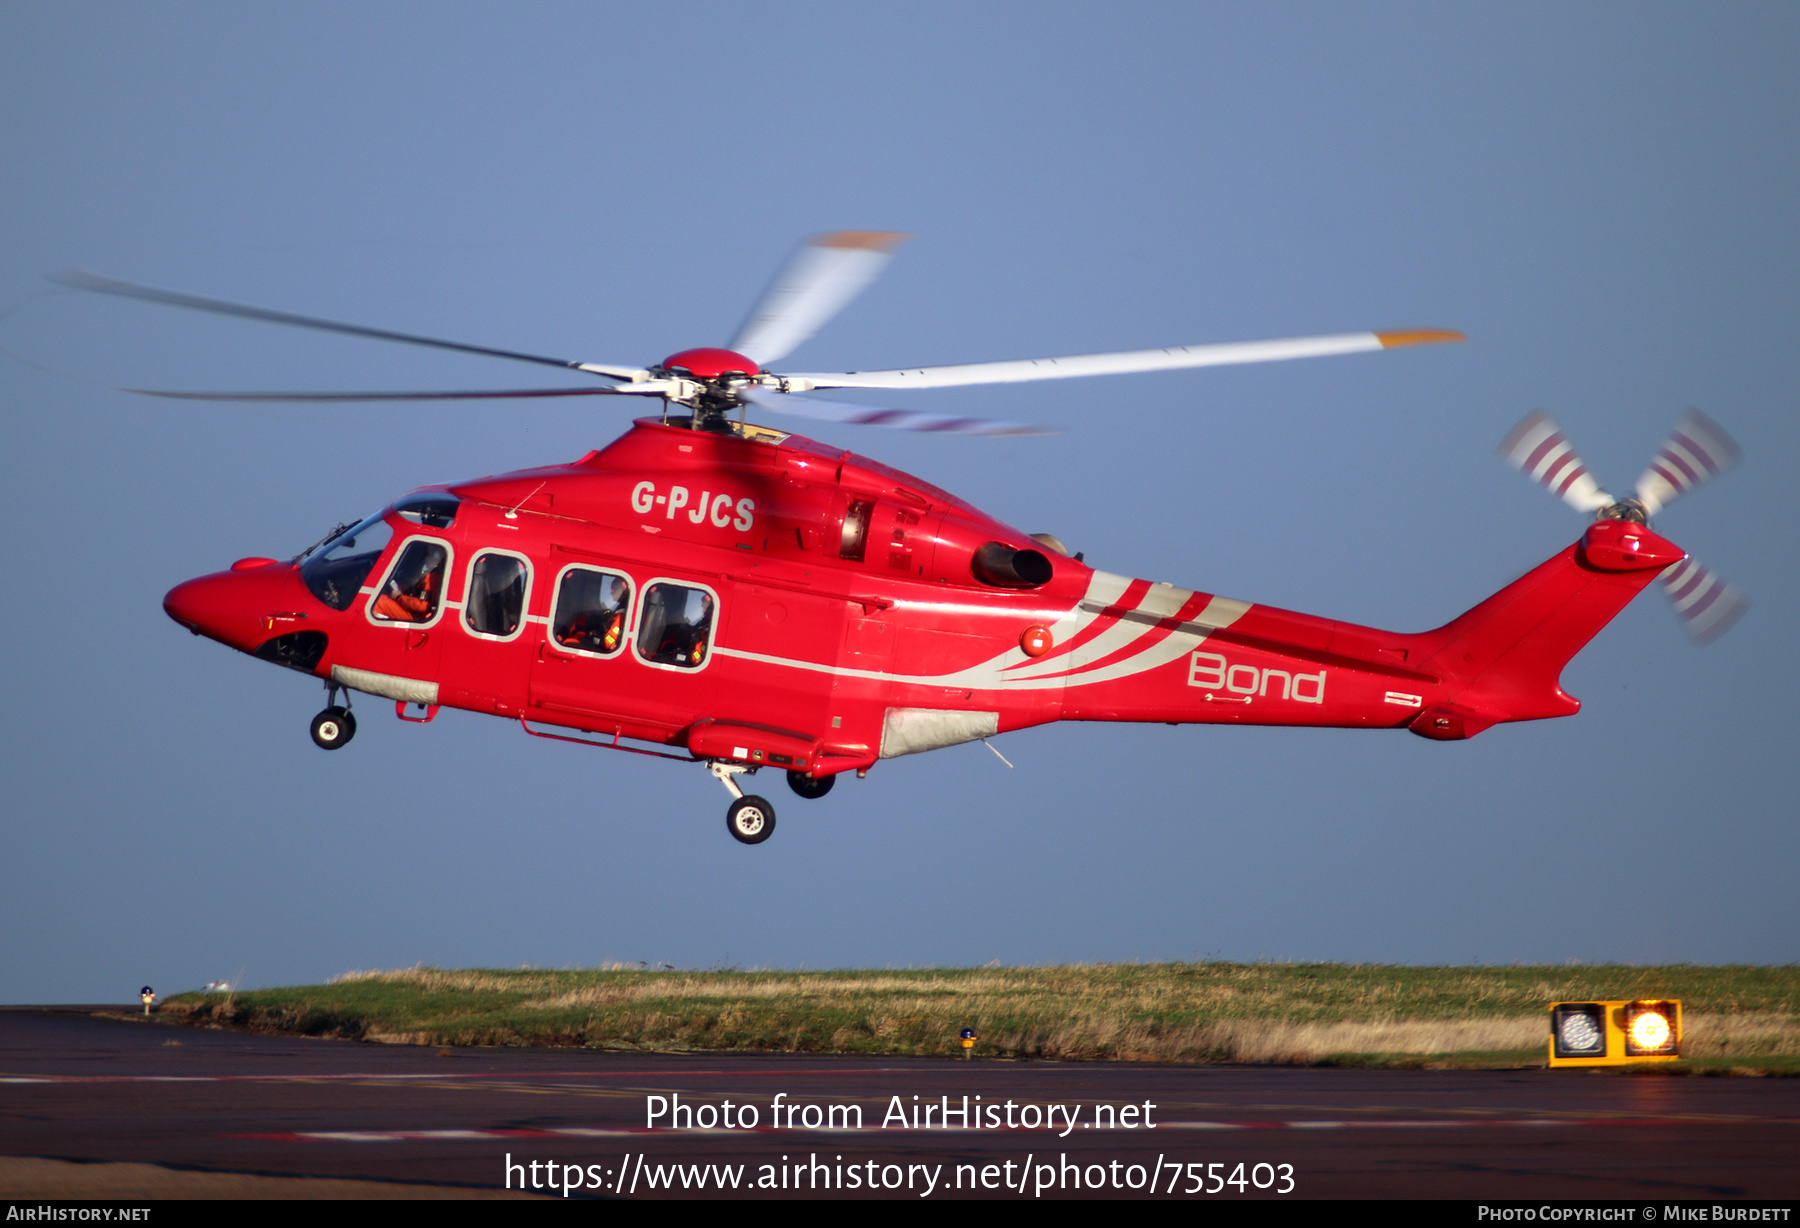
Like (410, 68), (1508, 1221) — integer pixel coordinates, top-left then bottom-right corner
(0, 1058), (900, 1080)
(240, 1128), (641, 1142)
(1164, 1119), (1573, 1130)
(225, 1116), (1792, 1143)
(0, 1068), (912, 1085)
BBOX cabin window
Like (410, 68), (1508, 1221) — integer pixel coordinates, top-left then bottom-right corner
(464, 551), (530, 639)
(550, 566), (632, 657)
(635, 581), (716, 669)
(840, 498), (873, 562)
(300, 512), (394, 611)
(395, 492), (460, 528)
(369, 539), (449, 625)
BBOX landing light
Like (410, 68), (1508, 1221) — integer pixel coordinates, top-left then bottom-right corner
(1548, 999), (1682, 1067)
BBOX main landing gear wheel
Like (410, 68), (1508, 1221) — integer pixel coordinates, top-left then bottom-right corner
(787, 770), (834, 800)
(310, 706), (356, 750)
(726, 795), (776, 845)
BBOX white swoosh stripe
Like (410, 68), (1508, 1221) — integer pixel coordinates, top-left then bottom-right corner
(1004, 574), (1196, 682)
(1046, 594), (1250, 688)
(998, 570), (1136, 679)
(711, 581), (1252, 692)
(1059, 579), (1196, 676)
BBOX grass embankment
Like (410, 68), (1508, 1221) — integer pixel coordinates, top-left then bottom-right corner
(160, 964), (1800, 1072)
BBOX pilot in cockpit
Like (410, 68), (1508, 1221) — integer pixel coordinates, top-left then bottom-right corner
(371, 544), (446, 623)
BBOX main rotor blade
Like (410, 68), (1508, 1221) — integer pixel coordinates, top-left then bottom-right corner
(781, 328), (1463, 391)
(121, 386), (647, 402)
(1659, 556), (1749, 644)
(53, 269), (645, 379)
(742, 387), (1051, 437)
(1497, 411), (1613, 513)
(729, 232), (910, 367)
(1634, 409), (1740, 517)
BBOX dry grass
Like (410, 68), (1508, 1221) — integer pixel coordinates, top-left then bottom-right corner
(1683, 1013), (1800, 1057)
(1198, 1016), (1546, 1062)
(163, 963), (1800, 1068)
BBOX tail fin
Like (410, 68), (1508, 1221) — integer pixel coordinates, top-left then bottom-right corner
(1405, 520), (1681, 738)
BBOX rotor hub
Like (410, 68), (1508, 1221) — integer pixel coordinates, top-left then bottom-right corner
(653, 349), (764, 429)
(659, 348), (760, 380)
(1596, 497), (1650, 524)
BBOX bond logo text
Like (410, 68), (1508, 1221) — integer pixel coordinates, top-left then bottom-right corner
(1187, 651), (1325, 703)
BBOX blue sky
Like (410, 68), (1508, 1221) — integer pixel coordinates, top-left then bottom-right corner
(2, 3), (1795, 1000)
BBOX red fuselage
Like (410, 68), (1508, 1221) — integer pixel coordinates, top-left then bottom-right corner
(164, 419), (1681, 774)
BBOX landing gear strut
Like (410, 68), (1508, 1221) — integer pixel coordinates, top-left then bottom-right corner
(310, 682), (356, 750)
(710, 761), (775, 844)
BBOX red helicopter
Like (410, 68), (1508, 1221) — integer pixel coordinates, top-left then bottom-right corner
(64, 233), (1745, 844)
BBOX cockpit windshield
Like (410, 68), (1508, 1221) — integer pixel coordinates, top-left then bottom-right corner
(299, 511), (394, 611)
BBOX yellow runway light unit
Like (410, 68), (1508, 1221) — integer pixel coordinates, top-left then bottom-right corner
(1548, 999), (1682, 1067)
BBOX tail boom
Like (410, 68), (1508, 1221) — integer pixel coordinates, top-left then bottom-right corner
(1054, 521), (1679, 739)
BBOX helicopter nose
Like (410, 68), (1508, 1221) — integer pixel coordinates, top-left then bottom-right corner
(164, 574), (224, 636)
(164, 562), (294, 651)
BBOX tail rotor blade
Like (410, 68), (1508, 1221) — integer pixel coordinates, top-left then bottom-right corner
(729, 232), (910, 367)
(1635, 409), (1740, 516)
(1659, 556), (1749, 644)
(741, 387), (1051, 437)
(1497, 411), (1612, 513)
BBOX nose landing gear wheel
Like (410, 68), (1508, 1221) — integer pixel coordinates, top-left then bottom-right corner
(310, 706), (356, 750)
(787, 770), (834, 800)
(726, 795), (776, 844)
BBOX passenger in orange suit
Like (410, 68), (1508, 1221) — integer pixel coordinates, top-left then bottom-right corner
(684, 592), (714, 665)
(558, 577), (627, 651)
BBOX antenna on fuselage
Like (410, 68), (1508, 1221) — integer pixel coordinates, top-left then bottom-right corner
(503, 481), (546, 520)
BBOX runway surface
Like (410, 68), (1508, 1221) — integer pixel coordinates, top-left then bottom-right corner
(2, 1009), (1796, 1199)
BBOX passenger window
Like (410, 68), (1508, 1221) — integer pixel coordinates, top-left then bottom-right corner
(551, 567), (632, 656)
(370, 540), (448, 624)
(465, 552), (529, 638)
(636, 582), (715, 669)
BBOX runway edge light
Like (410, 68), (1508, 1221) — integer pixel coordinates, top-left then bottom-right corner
(1548, 999), (1681, 1067)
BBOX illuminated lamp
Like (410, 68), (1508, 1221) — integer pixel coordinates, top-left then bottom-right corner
(1624, 1000), (1681, 1057)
